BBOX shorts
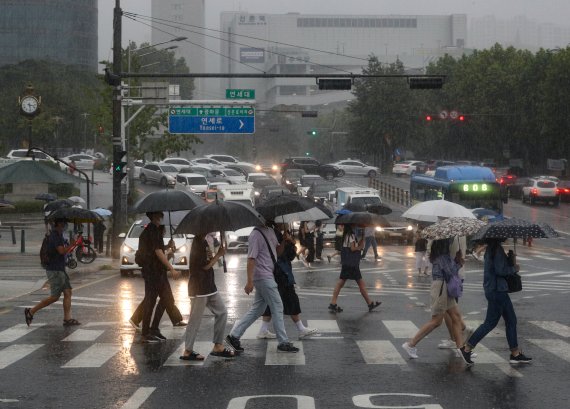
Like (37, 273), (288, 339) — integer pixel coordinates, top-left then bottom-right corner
(46, 270), (72, 297)
(334, 236), (343, 252)
(339, 265), (362, 281)
(430, 279), (457, 316)
(415, 252), (427, 269)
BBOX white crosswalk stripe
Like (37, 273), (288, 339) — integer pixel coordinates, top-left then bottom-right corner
(527, 339), (570, 363)
(0, 344), (43, 369)
(62, 329), (105, 342)
(120, 387), (156, 409)
(529, 321), (570, 338)
(356, 340), (407, 365)
(61, 343), (123, 368)
(382, 320), (419, 339)
(265, 340), (305, 365)
(0, 323), (45, 343)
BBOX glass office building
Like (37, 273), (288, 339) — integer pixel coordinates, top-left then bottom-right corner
(0, 0), (98, 71)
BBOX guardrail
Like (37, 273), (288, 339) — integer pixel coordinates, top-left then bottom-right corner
(368, 177), (411, 207)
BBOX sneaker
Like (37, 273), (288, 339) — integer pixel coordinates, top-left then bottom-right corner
(402, 342), (418, 359)
(299, 327), (319, 339)
(462, 326), (475, 344)
(327, 255), (332, 263)
(140, 334), (161, 344)
(455, 349), (478, 359)
(150, 330), (167, 341)
(328, 303), (343, 313)
(173, 321), (187, 327)
(225, 334), (244, 353)
(438, 339), (456, 349)
(509, 352), (532, 364)
(277, 342), (299, 353)
(459, 346), (474, 366)
(129, 318), (141, 331)
(256, 330), (277, 339)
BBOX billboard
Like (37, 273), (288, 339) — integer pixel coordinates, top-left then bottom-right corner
(240, 48), (265, 63)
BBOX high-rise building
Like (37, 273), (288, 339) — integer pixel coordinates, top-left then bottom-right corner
(151, 0), (205, 96)
(0, 0), (98, 71)
(219, 12), (467, 108)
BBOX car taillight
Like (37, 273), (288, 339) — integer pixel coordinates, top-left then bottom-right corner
(531, 188), (538, 195)
(565, 189), (570, 193)
(499, 177), (505, 184)
(507, 175), (514, 179)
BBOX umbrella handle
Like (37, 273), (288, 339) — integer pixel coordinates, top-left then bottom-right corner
(220, 231), (227, 273)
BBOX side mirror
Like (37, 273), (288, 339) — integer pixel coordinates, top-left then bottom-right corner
(118, 233), (126, 238)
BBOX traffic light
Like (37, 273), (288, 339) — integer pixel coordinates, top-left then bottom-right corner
(113, 150), (127, 181)
(409, 77), (444, 89)
(301, 110), (318, 118)
(458, 115), (465, 121)
(317, 78), (352, 90)
(307, 129), (318, 136)
(425, 115), (433, 122)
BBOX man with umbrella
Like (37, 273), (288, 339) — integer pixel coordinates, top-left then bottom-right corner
(24, 218), (81, 327)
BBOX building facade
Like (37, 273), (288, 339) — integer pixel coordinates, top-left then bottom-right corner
(219, 12), (467, 108)
(151, 0), (205, 96)
(0, 0), (98, 71)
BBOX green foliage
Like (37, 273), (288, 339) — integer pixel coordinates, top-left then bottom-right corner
(48, 183), (79, 198)
(347, 46), (570, 171)
(2, 200), (45, 214)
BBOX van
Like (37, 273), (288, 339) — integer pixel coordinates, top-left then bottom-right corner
(217, 184), (255, 206)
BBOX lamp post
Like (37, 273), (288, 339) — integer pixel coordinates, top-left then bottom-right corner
(81, 113), (90, 151)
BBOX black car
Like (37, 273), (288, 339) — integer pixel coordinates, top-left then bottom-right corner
(281, 169), (307, 192)
(252, 177), (279, 204)
(258, 186), (292, 204)
(279, 157), (342, 180)
(557, 180), (570, 202)
(307, 182), (337, 201)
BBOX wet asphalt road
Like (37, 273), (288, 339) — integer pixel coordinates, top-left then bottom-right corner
(1, 238), (569, 409)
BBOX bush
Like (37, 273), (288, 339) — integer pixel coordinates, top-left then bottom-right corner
(48, 184), (79, 198)
(1, 200), (45, 214)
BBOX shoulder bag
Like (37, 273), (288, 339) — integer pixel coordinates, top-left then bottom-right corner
(255, 228), (291, 288)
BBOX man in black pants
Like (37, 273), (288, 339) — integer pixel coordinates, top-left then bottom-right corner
(139, 211), (180, 343)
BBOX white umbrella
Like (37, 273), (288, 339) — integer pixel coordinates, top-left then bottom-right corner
(68, 196), (86, 205)
(402, 200), (476, 223)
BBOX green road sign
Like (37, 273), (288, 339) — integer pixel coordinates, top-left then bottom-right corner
(169, 107), (255, 117)
(226, 89), (255, 99)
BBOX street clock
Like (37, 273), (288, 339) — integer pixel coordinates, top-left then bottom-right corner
(20, 95), (39, 116)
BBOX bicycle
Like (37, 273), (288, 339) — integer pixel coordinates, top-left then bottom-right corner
(65, 232), (96, 269)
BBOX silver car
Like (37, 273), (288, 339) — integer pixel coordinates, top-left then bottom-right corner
(331, 159), (379, 177)
(139, 163), (177, 186)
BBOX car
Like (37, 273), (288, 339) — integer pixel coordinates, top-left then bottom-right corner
(392, 160), (426, 176)
(224, 163), (257, 176)
(204, 154), (240, 164)
(6, 149), (52, 161)
(60, 153), (98, 171)
(139, 163), (177, 186)
(161, 157), (193, 171)
(307, 181), (337, 201)
(258, 185), (292, 204)
(330, 159), (379, 177)
(279, 157), (342, 180)
(557, 180), (570, 203)
(225, 226), (254, 252)
(118, 219), (191, 277)
(255, 161), (280, 174)
(175, 173), (209, 195)
(191, 157), (225, 168)
(426, 160), (456, 171)
(298, 175), (324, 196)
(215, 168), (247, 184)
(246, 172), (270, 184)
(494, 167), (518, 191)
(521, 178), (560, 206)
(252, 177), (279, 203)
(281, 169), (307, 192)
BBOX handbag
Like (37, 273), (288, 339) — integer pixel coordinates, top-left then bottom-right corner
(340, 234), (361, 267)
(505, 272), (522, 293)
(255, 228), (291, 287)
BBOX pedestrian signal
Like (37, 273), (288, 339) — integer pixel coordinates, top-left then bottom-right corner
(113, 150), (127, 181)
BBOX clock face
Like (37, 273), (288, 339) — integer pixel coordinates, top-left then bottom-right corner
(21, 96), (39, 114)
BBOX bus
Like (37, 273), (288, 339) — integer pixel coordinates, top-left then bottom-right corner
(410, 166), (507, 214)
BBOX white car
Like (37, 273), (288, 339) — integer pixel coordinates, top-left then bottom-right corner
(175, 173), (209, 195)
(191, 157), (225, 168)
(119, 220), (192, 276)
(161, 157), (193, 171)
(225, 226), (254, 252)
(60, 154), (98, 171)
(521, 178), (560, 206)
(246, 172), (269, 184)
(139, 163), (177, 186)
(6, 149), (52, 161)
(392, 160), (424, 176)
(330, 159), (379, 177)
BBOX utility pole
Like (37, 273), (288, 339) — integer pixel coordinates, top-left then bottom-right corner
(111, 0), (123, 259)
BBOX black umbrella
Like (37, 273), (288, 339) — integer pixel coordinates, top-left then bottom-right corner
(35, 193), (57, 202)
(343, 202), (392, 215)
(472, 217), (558, 241)
(48, 207), (102, 223)
(44, 199), (74, 213)
(256, 195), (332, 222)
(133, 189), (205, 213)
(335, 211), (389, 227)
(174, 200), (265, 272)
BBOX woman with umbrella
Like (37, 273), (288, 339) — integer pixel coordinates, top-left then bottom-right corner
(179, 234), (235, 360)
(459, 239), (532, 366)
(328, 223), (382, 313)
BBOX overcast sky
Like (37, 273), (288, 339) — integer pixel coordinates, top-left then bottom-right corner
(98, 0), (569, 63)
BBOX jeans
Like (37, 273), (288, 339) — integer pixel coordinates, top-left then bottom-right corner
(185, 293), (227, 351)
(362, 236), (378, 258)
(230, 278), (289, 344)
(467, 291), (518, 350)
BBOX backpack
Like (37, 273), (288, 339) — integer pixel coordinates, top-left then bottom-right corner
(40, 234), (51, 268)
(135, 228), (150, 266)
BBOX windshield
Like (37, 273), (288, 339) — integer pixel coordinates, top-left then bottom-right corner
(224, 169), (241, 176)
(254, 179), (278, 188)
(159, 165), (178, 173)
(286, 170), (305, 177)
(312, 184), (336, 194)
(350, 196), (381, 206)
(187, 177), (207, 185)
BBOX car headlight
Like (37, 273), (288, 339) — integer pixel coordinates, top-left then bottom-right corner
(285, 180), (291, 184)
(228, 234), (238, 241)
(407, 225), (413, 231)
(272, 165), (278, 171)
(176, 245), (187, 253)
(376, 227), (383, 232)
(123, 244), (134, 253)
(254, 191), (260, 196)
(255, 165), (261, 171)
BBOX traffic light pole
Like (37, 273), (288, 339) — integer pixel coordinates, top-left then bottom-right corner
(111, 0), (123, 259)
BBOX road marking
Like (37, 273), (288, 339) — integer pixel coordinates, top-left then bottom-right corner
(62, 343), (121, 368)
(464, 321), (504, 337)
(62, 329), (105, 342)
(164, 342), (211, 366)
(530, 321), (570, 338)
(72, 273), (117, 291)
(471, 343), (506, 364)
(307, 320), (340, 333)
(0, 344), (43, 369)
(240, 319), (264, 340)
(522, 270), (566, 277)
(527, 338), (570, 363)
(0, 323), (45, 343)
(120, 387), (156, 409)
(532, 255), (563, 261)
(356, 340), (407, 365)
(83, 321), (120, 327)
(265, 341), (305, 365)
(50, 301), (114, 308)
(71, 296), (118, 303)
(382, 320), (420, 339)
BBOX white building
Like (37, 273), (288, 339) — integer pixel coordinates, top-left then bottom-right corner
(151, 0), (205, 95)
(219, 12), (467, 108)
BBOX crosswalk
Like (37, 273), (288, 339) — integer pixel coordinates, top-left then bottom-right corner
(1, 318), (569, 375)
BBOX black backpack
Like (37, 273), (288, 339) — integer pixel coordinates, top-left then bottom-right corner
(40, 234), (51, 268)
(135, 228), (149, 266)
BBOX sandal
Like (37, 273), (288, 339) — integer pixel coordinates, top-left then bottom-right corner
(63, 318), (81, 326)
(24, 308), (33, 327)
(179, 351), (205, 361)
(328, 303), (343, 313)
(368, 301), (382, 312)
(210, 348), (235, 358)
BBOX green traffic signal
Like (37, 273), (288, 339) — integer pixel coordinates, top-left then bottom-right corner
(306, 129), (318, 136)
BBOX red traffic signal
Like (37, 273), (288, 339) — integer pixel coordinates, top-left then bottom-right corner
(425, 115), (433, 121)
(458, 115), (465, 121)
